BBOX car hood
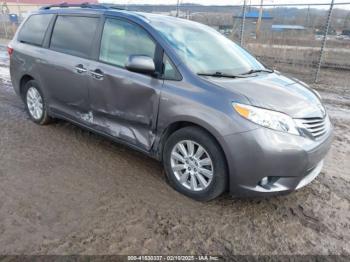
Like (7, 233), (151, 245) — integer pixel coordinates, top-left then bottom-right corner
(205, 72), (325, 118)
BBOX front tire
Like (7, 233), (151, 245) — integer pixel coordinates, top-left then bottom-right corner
(163, 126), (228, 201)
(24, 80), (52, 125)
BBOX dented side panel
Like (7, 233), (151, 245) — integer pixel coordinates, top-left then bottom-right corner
(12, 45), (92, 120)
(86, 61), (162, 151)
(40, 50), (92, 118)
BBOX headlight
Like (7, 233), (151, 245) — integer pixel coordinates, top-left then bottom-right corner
(233, 103), (299, 135)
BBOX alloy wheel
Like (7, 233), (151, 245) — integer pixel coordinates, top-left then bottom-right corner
(26, 87), (43, 120)
(170, 140), (214, 191)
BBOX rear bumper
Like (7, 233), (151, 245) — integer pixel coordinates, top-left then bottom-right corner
(222, 123), (333, 197)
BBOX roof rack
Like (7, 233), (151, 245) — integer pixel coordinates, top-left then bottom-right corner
(40, 2), (124, 11)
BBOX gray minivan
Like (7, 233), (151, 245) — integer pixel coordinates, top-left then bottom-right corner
(9, 3), (333, 201)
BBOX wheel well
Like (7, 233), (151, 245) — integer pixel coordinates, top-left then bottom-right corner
(19, 75), (34, 99)
(158, 121), (230, 189)
(160, 121), (195, 149)
(158, 122), (228, 171)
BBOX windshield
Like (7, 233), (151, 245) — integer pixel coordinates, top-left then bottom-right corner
(151, 18), (265, 75)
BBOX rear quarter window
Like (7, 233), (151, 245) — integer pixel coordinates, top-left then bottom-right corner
(50, 16), (99, 58)
(18, 14), (53, 46)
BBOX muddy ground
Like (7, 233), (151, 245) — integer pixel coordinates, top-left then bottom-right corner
(0, 46), (349, 256)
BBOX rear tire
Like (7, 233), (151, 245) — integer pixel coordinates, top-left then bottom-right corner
(23, 80), (52, 125)
(163, 126), (228, 201)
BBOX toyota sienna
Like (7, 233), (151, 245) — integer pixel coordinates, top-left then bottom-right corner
(9, 3), (333, 201)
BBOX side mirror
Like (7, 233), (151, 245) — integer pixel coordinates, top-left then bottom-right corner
(125, 55), (155, 75)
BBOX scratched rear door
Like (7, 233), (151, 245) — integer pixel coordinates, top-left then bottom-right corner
(86, 17), (162, 151)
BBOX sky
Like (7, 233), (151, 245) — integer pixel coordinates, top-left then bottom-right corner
(98, 0), (350, 6)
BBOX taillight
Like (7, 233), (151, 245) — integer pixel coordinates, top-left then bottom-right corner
(7, 45), (14, 56)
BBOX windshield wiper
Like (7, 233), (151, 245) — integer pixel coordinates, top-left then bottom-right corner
(197, 72), (245, 78)
(241, 68), (274, 75)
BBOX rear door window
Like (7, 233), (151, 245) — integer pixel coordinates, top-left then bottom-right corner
(99, 18), (156, 67)
(18, 14), (53, 46)
(50, 16), (99, 58)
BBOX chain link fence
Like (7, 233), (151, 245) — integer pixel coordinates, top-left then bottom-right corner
(0, 3), (41, 38)
(232, 1), (350, 84)
(183, 1), (350, 85)
(1, 1), (350, 85)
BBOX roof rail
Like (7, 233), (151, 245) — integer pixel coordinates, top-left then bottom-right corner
(40, 2), (124, 11)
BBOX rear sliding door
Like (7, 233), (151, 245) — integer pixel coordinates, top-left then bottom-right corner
(42, 14), (99, 121)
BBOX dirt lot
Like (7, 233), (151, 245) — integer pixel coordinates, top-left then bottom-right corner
(0, 46), (349, 256)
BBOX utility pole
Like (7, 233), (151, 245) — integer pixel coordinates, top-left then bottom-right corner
(240, 0), (247, 46)
(255, 0), (264, 39)
(17, 0), (22, 17)
(344, 12), (350, 30)
(315, 0), (335, 83)
(306, 5), (310, 28)
(176, 0), (180, 17)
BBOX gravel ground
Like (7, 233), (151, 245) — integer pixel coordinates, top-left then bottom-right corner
(0, 46), (349, 256)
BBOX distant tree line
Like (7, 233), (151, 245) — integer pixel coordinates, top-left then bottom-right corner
(118, 4), (350, 31)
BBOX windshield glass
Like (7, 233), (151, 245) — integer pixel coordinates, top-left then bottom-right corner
(150, 17), (265, 75)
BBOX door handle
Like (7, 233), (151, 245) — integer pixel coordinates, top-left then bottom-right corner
(90, 69), (104, 80)
(74, 64), (87, 74)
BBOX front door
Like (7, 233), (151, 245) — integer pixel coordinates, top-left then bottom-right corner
(87, 17), (163, 151)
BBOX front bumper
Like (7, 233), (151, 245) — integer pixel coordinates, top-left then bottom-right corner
(222, 124), (333, 197)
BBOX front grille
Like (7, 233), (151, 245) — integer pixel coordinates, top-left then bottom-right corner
(295, 116), (329, 139)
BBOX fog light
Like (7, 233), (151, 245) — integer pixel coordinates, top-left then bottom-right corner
(260, 177), (269, 186)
